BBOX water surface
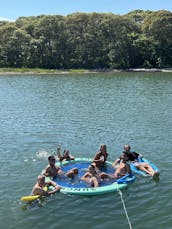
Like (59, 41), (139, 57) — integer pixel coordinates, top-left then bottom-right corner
(0, 72), (171, 229)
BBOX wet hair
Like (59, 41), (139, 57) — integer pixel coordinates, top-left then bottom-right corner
(88, 164), (97, 174)
(88, 165), (93, 171)
(48, 155), (55, 161)
(100, 144), (107, 152)
(63, 150), (69, 157)
(37, 175), (45, 182)
(91, 164), (95, 169)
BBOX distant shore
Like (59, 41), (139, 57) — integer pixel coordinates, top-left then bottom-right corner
(0, 68), (172, 75)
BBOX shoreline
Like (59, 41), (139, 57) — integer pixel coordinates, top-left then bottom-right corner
(0, 68), (172, 75)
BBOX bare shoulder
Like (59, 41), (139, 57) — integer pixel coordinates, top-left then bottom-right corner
(45, 165), (51, 171)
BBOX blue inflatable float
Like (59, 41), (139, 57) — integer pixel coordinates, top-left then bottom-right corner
(130, 157), (160, 176)
(53, 158), (135, 196)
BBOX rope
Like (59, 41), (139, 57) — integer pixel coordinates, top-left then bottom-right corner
(117, 188), (133, 229)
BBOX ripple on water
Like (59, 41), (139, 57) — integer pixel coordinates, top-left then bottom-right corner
(0, 73), (172, 229)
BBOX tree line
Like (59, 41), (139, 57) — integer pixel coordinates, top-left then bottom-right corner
(0, 10), (171, 69)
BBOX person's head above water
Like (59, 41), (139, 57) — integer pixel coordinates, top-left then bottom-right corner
(37, 175), (46, 185)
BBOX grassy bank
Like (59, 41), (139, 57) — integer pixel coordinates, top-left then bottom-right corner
(0, 68), (90, 74)
(0, 67), (171, 75)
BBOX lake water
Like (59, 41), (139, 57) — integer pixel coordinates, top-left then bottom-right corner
(0, 72), (171, 229)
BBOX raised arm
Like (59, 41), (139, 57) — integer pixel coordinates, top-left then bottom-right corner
(57, 146), (63, 161)
(112, 158), (120, 167)
(93, 152), (103, 163)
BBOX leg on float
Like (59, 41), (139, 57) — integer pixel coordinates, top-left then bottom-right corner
(136, 163), (154, 176)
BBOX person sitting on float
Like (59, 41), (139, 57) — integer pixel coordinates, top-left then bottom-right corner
(81, 164), (101, 187)
(44, 155), (77, 179)
(100, 155), (131, 179)
(113, 145), (159, 177)
(57, 147), (75, 162)
(92, 144), (108, 170)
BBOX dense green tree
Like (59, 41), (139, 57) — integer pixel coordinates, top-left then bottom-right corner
(142, 10), (172, 67)
(0, 23), (16, 67)
(126, 10), (152, 24)
(5, 29), (31, 67)
(0, 11), (171, 69)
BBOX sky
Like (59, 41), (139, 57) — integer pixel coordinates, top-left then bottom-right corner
(0, 0), (172, 21)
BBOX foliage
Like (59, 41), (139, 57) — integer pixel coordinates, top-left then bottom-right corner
(0, 11), (171, 69)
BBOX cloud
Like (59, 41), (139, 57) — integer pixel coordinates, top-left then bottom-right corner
(0, 17), (14, 22)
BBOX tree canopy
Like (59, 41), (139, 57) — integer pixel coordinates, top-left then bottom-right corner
(0, 10), (171, 69)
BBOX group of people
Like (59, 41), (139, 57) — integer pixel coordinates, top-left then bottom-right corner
(32, 152), (78, 196)
(32, 144), (159, 196)
(81, 144), (131, 187)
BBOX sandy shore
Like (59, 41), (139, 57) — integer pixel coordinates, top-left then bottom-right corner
(127, 68), (172, 72)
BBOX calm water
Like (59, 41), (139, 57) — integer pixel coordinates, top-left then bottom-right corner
(0, 72), (172, 229)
